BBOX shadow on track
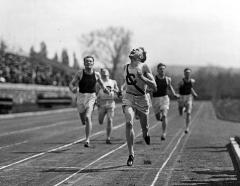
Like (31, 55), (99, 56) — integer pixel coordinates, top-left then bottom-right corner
(41, 165), (127, 173)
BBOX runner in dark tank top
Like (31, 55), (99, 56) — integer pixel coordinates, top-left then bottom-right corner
(177, 68), (198, 134)
(152, 76), (168, 97)
(78, 70), (96, 93)
(179, 78), (193, 95)
(151, 63), (179, 141)
(69, 56), (110, 147)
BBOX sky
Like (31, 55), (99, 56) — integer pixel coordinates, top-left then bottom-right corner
(1, 0), (240, 68)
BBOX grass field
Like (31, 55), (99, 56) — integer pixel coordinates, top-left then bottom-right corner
(213, 99), (240, 122)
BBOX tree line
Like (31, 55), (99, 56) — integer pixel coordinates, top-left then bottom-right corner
(1, 26), (240, 100)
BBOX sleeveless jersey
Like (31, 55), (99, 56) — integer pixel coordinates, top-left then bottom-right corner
(98, 79), (115, 100)
(152, 76), (168, 97)
(179, 78), (193, 95)
(78, 70), (96, 93)
(124, 63), (147, 95)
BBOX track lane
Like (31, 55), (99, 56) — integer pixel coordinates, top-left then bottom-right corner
(55, 102), (202, 186)
(0, 102), (205, 186)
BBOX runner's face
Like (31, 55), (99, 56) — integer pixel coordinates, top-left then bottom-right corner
(184, 71), (191, 78)
(129, 48), (143, 60)
(101, 69), (109, 80)
(101, 74), (109, 80)
(158, 66), (165, 76)
(84, 58), (94, 69)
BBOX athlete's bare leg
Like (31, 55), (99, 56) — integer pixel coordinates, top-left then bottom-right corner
(98, 108), (106, 125)
(79, 112), (86, 125)
(161, 115), (167, 140)
(155, 112), (162, 121)
(185, 104), (191, 133)
(84, 108), (93, 146)
(124, 106), (135, 156)
(106, 117), (113, 142)
(185, 113), (191, 133)
(138, 110), (150, 145)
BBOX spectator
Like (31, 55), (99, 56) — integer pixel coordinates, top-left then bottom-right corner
(0, 51), (73, 86)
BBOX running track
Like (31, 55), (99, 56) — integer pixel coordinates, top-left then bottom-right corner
(0, 101), (239, 185)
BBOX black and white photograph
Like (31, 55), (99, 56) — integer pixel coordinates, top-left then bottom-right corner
(0, 0), (240, 185)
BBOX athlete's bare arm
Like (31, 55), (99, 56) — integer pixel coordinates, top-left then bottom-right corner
(137, 64), (157, 92)
(95, 72), (110, 94)
(112, 80), (119, 93)
(167, 77), (179, 98)
(95, 82), (101, 95)
(120, 82), (126, 92)
(191, 88), (198, 98)
(119, 65), (127, 93)
(190, 79), (198, 98)
(69, 70), (82, 94)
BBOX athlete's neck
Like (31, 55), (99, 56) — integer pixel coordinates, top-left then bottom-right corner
(130, 60), (141, 67)
(84, 68), (94, 74)
(184, 77), (190, 81)
(102, 78), (109, 82)
(157, 74), (165, 79)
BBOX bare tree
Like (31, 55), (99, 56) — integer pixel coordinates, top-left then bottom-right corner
(29, 46), (36, 57)
(53, 52), (58, 62)
(39, 41), (48, 58)
(80, 26), (132, 79)
(73, 52), (80, 70)
(61, 49), (69, 66)
(0, 40), (7, 55)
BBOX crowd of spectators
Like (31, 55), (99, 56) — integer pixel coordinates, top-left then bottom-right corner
(0, 52), (73, 86)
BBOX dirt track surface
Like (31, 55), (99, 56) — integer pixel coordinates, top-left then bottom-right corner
(0, 101), (239, 186)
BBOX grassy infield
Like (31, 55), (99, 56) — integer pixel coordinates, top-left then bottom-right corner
(213, 99), (240, 123)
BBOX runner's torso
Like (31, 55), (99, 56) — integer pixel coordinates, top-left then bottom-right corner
(179, 78), (193, 95)
(98, 79), (115, 100)
(78, 70), (96, 93)
(153, 76), (168, 97)
(124, 63), (147, 95)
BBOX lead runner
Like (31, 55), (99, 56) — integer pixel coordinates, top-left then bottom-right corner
(121, 47), (157, 166)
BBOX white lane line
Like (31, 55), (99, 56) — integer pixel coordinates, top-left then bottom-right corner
(0, 119), (79, 137)
(71, 114), (175, 185)
(54, 119), (159, 186)
(0, 122), (125, 171)
(0, 108), (76, 119)
(0, 104), (122, 119)
(0, 105), (123, 137)
(150, 103), (203, 186)
(0, 140), (28, 150)
(76, 128), (183, 185)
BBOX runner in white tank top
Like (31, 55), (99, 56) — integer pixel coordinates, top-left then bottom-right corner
(121, 47), (157, 166)
(96, 69), (119, 144)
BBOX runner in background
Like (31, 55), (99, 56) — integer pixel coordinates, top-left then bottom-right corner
(152, 63), (179, 140)
(178, 68), (198, 133)
(96, 68), (119, 144)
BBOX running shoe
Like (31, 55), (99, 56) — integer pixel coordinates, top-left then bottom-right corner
(127, 155), (134, 166)
(84, 141), (90, 147)
(144, 135), (151, 145)
(106, 139), (112, 144)
(161, 134), (166, 141)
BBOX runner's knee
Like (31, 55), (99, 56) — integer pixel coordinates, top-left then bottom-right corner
(126, 121), (133, 130)
(108, 117), (113, 123)
(155, 113), (161, 121)
(98, 114), (105, 124)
